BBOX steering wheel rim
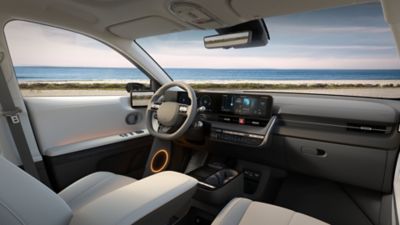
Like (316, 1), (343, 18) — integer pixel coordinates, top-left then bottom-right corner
(146, 81), (197, 140)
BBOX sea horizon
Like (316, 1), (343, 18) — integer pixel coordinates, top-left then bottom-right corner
(14, 65), (400, 70)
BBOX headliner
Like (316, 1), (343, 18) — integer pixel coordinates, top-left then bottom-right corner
(0, 0), (378, 40)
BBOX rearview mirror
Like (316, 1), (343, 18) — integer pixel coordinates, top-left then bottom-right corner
(204, 19), (269, 49)
(204, 31), (251, 49)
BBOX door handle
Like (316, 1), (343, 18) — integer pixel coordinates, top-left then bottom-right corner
(126, 112), (141, 125)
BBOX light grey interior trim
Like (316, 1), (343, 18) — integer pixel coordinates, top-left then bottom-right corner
(44, 129), (149, 157)
(70, 171), (197, 225)
(381, 0), (400, 55)
(24, 96), (147, 153)
(275, 95), (398, 123)
(0, 46), (42, 165)
(0, 65), (40, 178)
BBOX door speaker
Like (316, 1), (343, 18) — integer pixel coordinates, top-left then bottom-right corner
(150, 149), (170, 173)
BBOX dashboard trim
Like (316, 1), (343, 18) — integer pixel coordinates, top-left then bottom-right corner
(257, 115), (277, 147)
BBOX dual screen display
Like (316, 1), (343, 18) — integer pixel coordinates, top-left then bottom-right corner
(178, 92), (272, 118)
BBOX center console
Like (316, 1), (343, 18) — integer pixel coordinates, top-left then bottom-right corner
(173, 91), (280, 222)
(187, 161), (277, 207)
(178, 92), (276, 147)
(188, 163), (243, 205)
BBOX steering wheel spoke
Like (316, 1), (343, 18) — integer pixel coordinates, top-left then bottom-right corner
(149, 103), (161, 111)
(178, 104), (189, 116)
(158, 124), (172, 134)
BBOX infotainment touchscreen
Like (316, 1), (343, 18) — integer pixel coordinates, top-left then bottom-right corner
(220, 94), (272, 118)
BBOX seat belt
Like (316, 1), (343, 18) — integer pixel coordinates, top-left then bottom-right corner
(0, 52), (40, 179)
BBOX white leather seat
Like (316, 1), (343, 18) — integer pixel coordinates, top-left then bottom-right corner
(212, 198), (329, 225)
(0, 156), (134, 225)
(59, 171), (136, 211)
(1, 155), (327, 225)
(0, 155), (197, 225)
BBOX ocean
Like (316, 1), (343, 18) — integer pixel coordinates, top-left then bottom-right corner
(15, 66), (400, 81)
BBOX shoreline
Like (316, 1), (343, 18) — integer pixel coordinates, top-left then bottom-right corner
(18, 80), (400, 98)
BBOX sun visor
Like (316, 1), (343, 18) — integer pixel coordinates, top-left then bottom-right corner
(108, 16), (184, 39)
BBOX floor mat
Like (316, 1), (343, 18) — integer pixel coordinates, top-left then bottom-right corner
(274, 175), (375, 225)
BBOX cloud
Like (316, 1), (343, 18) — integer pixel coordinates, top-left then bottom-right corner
(4, 4), (400, 70)
(270, 25), (391, 34)
(307, 26), (390, 33)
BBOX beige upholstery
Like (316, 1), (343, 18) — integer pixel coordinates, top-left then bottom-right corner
(70, 171), (198, 225)
(0, 156), (72, 225)
(59, 172), (136, 211)
(212, 198), (329, 225)
(0, 155), (197, 225)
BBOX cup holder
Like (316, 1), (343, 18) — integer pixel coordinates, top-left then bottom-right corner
(204, 169), (239, 188)
(190, 167), (243, 205)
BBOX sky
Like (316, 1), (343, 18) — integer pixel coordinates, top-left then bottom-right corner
(4, 2), (400, 69)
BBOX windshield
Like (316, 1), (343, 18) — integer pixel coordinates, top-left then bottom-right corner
(137, 2), (400, 98)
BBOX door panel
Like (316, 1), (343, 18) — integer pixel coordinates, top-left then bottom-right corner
(24, 96), (147, 154)
(45, 136), (153, 191)
(24, 96), (152, 190)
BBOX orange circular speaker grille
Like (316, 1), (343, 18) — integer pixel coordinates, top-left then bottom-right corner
(150, 149), (169, 173)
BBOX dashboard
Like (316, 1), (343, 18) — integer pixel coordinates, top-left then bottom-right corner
(177, 91), (275, 147)
(173, 90), (400, 194)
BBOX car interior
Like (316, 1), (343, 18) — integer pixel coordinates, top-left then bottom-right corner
(0, 0), (400, 225)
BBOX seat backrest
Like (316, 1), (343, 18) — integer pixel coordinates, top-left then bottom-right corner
(0, 155), (72, 225)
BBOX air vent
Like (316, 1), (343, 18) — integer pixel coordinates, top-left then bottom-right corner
(346, 123), (391, 134)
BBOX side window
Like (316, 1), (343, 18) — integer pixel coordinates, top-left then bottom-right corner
(4, 20), (152, 103)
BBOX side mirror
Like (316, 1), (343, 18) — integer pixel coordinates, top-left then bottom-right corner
(126, 82), (151, 108)
(126, 82), (150, 92)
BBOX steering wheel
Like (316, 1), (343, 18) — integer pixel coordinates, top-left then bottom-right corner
(146, 82), (197, 140)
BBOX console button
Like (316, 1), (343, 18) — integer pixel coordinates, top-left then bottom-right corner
(244, 169), (261, 181)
